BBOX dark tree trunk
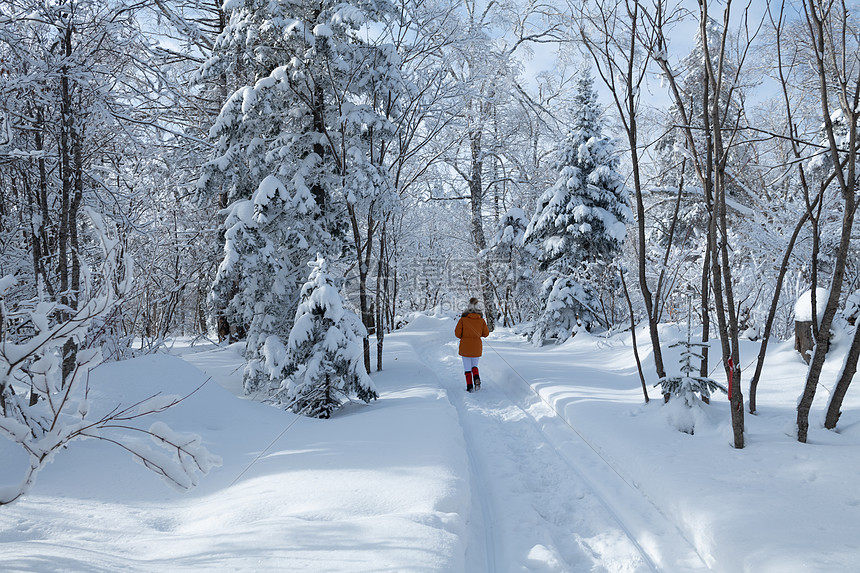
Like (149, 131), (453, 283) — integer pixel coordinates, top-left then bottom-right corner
(58, 24), (80, 389)
(698, 1), (743, 447)
(627, 97), (665, 380)
(748, 208), (813, 412)
(824, 323), (860, 430)
(699, 247), (711, 379)
(621, 270), (649, 403)
(311, 86), (327, 214)
(796, 0), (858, 444)
(797, 205), (856, 442)
(348, 205), (375, 375)
(375, 222), (387, 372)
(748, 9), (827, 414)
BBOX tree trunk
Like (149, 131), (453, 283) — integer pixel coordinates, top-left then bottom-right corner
(348, 205), (374, 375)
(794, 320), (815, 364)
(654, 158), (686, 324)
(621, 270), (649, 403)
(748, 208), (813, 412)
(824, 324), (860, 430)
(628, 105), (665, 380)
(699, 0), (743, 447)
(699, 246), (711, 379)
(796, 0), (858, 444)
(375, 222), (387, 372)
(468, 131), (496, 331)
(749, 7), (826, 414)
(376, 258), (384, 372)
(576, 0), (665, 379)
(797, 205), (856, 442)
(58, 24), (80, 389)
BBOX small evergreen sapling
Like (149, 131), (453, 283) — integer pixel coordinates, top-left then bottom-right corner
(657, 338), (726, 407)
(657, 295), (726, 407)
(278, 256), (377, 418)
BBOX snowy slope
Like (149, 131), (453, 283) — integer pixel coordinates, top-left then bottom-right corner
(2, 316), (860, 572)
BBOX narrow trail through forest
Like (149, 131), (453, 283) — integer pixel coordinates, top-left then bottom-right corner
(405, 324), (711, 572)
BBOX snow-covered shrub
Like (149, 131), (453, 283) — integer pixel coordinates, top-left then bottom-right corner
(0, 213), (220, 505)
(278, 257), (377, 418)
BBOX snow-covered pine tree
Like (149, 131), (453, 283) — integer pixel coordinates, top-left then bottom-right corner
(198, 0), (403, 393)
(212, 175), (322, 394)
(277, 256), (378, 418)
(525, 70), (632, 343)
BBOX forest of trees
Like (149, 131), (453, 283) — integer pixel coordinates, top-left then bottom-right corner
(1, 0), (859, 450)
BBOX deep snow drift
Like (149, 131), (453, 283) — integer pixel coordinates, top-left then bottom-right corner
(2, 315), (859, 572)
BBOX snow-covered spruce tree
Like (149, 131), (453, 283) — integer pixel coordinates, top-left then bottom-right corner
(524, 70), (632, 343)
(212, 176), (323, 394)
(277, 256), (377, 418)
(198, 0), (402, 393)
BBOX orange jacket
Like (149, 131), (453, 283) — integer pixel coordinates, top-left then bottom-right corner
(455, 313), (489, 357)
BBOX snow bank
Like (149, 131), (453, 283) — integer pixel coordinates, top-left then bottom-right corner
(482, 322), (860, 572)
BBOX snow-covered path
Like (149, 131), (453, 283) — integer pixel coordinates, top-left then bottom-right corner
(402, 317), (709, 572)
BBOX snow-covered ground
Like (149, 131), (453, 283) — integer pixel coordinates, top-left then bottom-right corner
(2, 315), (860, 572)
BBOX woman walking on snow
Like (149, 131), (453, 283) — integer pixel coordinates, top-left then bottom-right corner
(455, 297), (489, 392)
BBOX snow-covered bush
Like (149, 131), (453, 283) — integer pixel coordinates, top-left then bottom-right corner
(278, 257), (377, 418)
(0, 213), (220, 505)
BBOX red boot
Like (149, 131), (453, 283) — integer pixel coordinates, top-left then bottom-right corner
(472, 367), (481, 389)
(465, 371), (474, 392)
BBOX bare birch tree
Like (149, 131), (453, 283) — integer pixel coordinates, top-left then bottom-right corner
(648, 0), (766, 447)
(575, 0), (669, 381)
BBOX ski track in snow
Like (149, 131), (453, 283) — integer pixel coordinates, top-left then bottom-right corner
(406, 323), (709, 573)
